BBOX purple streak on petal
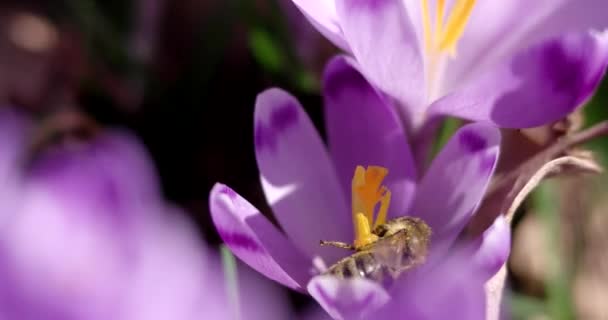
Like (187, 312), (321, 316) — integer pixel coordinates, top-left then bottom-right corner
(255, 102), (299, 153)
(459, 129), (488, 153)
(254, 88), (350, 263)
(430, 30), (608, 128)
(323, 56), (417, 218)
(219, 184), (238, 199)
(271, 102), (299, 131)
(412, 123), (500, 261)
(216, 228), (264, 253)
(254, 123), (276, 151)
(307, 275), (389, 320)
(209, 183), (311, 290)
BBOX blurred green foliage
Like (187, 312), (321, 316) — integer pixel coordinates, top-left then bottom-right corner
(584, 77), (608, 164)
(512, 182), (575, 320)
(222, 245), (241, 320)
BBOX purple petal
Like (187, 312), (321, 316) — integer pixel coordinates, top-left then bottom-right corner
(334, 0), (425, 115)
(443, 0), (608, 91)
(209, 184), (311, 291)
(377, 249), (486, 320)
(467, 215), (512, 280)
(0, 132), (171, 311)
(254, 88), (351, 263)
(323, 56), (417, 219)
(527, 1), (608, 46)
(290, 0), (350, 51)
(411, 123), (500, 259)
(307, 275), (389, 320)
(430, 30), (608, 128)
(440, 0), (566, 91)
(123, 209), (211, 320)
(26, 130), (162, 223)
(0, 180), (136, 320)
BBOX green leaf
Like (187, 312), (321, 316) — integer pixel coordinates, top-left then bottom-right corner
(249, 28), (286, 73)
(511, 293), (546, 320)
(221, 245), (241, 320)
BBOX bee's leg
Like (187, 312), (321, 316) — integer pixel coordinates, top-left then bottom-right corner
(320, 240), (355, 251)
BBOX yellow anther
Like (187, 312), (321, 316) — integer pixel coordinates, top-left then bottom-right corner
(356, 166), (388, 223)
(434, 0), (445, 42)
(353, 212), (378, 249)
(421, 0), (433, 54)
(373, 190), (391, 229)
(351, 166), (391, 249)
(439, 0), (476, 54)
(421, 0), (476, 56)
(352, 165), (367, 223)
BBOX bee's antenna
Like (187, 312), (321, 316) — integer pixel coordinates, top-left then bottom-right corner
(320, 240), (355, 251)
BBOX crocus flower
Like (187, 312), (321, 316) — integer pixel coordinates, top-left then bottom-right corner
(209, 57), (511, 318)
(289, 0), (608, 129)
(0, 109), (292, 320)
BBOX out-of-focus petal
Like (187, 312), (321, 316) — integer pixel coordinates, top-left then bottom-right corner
(1, 170), (134, 320)
(237, 263), (295, 320)
(0, 108), (29, 223)
(307, 275), (390, 320)
(209, 184), (311, 291)
(411, 123), (500, 259)
(26, 130), (162, 221)
(123, 207), (210, 320)
(469, 215), (511, 280)
(323, 56), (417, 218)
(377, 250), (486, 320)
(290, 0), (350, 51)
(254, 88), (350, 263)
(334, 0), (424, 115)
(189, 248), (294, 320)
(430, 30), (608, 128)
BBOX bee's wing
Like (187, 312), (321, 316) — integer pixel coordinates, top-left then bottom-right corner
(369, 232), (408, 271)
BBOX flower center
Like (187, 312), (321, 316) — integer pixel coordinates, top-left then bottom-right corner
(351, 166), (392, 249)
(421, 0), (476, 56)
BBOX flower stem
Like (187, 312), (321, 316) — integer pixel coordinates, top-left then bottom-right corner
(221, 245), (241, 320)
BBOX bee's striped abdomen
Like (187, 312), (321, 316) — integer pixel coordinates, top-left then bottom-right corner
(325, 251), (386, 282)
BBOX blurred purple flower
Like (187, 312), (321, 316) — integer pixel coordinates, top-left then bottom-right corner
(0, 109), (292, 320)
(289, 0), (608, 129)
(209, 57), (511, 318)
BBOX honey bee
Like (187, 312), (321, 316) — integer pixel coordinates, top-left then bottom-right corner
(320, 217), (431, 282)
